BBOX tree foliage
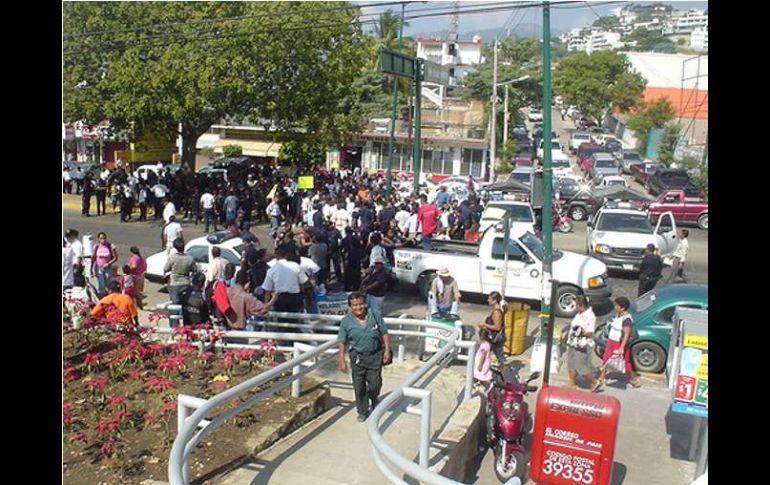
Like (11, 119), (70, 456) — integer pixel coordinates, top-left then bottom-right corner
(278, 139), (328, 168)
(657, 124), (681, 165)
(553, 51), (646, 120)
(63, 1), (369, 168)
(592, 16), (621, 31)
(627, 97), (675, 154)
(222, 145), (243, 158)
(623, 27), (673, 52)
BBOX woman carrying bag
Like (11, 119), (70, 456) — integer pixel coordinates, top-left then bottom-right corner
(599, 297), (642, 389)
(566, 296), (602, 392)
(478, 291), (507, 365)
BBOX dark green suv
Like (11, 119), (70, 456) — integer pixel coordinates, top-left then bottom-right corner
(594, 284), (708, 373)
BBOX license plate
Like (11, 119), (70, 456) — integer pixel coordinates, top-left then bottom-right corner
(622, 264), (634, 271)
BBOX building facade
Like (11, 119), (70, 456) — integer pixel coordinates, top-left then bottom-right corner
(415, 36), (483, 87)
(690, 27), (708, 51)
(586, 31), (622, 54)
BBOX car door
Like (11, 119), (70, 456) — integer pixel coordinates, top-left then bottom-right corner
(586, 211), (600, 253)
(481, 237), (540, 299)
(654, 211), (678, 256)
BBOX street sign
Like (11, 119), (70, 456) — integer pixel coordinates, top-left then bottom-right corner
(379, 48), (416, 78)
(423, 60), (449, 85)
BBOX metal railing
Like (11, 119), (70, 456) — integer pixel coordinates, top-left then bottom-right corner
(165, 311), (478, 485)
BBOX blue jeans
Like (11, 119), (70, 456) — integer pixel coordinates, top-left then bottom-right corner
(95, 265), (113, 296)
(422, 234), (433, 250)
(204, 208), (216, 232)
(168, 285), (190, 305)
(270, 216), (281, 236)
(366, 294), (384, 314)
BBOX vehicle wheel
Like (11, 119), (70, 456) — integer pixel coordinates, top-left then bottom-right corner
(555, 285), (579, 318)
(631, 341), (666, 374)
(558, 220), (573, 233)
(569, 206), (586, 221)
(494, 447), (525, 482)
(697, 213), (708, 230)
(417, 272), (436, 301)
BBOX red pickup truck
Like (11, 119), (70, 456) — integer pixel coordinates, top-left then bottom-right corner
(643, 190), (708, 230)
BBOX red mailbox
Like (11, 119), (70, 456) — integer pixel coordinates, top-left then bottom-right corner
(529, 386), (621, 485)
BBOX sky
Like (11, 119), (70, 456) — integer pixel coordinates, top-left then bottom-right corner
(353, 1), (708, 37)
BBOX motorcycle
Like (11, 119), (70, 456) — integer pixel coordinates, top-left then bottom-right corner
(553, 200), (574, 233)
(485, 365), (541, 482)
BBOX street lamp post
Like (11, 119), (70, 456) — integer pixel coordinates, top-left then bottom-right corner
(489, 74), (531, 181)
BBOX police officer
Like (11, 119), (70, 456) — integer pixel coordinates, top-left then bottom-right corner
(337, 292), (392, 422)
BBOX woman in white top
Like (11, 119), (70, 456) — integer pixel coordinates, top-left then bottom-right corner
(566, 296), (601, 392)
(599, 296), (642, 389)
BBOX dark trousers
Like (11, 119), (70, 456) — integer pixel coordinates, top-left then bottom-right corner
(491, 340), (507, 364)
(344, 263), (361, 292)
(139, 202), (147, 221)
(154, 198), (163, 219)
(204, 208), (216, 233)
(120, 199), (133, 221)
(274, 292), (303, 313)
(96, 193), (107, 215)
(349, 350), (384, 417)
(81, 195), (90, 216)
(330, 253), (343, 282)
(637, 276), (659, 296)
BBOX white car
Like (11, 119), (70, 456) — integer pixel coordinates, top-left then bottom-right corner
(597, 175), (629, 188)
(145, 232), (247, 282)
(508, 166), (534, 186)
(537, 139), (562, 159)
(569, 132), (592, 152)
(551, 151), (572, 179)
(479, 201), (536, 233)
(133, 165), (162, 181)
(528, 109), (543, 122)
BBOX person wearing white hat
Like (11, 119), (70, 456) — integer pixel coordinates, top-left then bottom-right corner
(428, 266), (461, 316)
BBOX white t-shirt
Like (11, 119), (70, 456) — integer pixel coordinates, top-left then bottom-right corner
(406, 213), (420, 236)
(67, 239), (84, 266)
(153, 184), (169, 198)
(570, 307), (596, 334)
(164, 222), (183, 247)
(262, 259), (309, 294)
(301, 196), (313, 215)
(395, 210), (410, 230)
(163, 202), (176, 223)
(62, 246), (74, 287)
(369, 244), (387, 267)
(331, 208), (351, 231)
(322, 203), (335, 220)
(200, 192), (215, 209)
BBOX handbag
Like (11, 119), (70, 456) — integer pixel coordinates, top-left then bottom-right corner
(604, 353), (626, 374)
(481, 327), (505, 344)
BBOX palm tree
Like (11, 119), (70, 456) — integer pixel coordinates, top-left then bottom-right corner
(374, 10), (410, 52)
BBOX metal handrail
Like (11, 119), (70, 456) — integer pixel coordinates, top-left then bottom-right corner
(167, 314), (475, 485)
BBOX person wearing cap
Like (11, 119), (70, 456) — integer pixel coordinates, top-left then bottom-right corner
(428, 267), (461, 315)
(435, 185), (450, 207)
(361, 256), (389, 314)
(90, 280), (139, 326)
(337, 291), (392, 422)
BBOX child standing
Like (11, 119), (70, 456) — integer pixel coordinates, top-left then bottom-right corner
(119, 264), (136, 301)
(474, 332), (493, 391)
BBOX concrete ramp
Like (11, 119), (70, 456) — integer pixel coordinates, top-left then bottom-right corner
(212, 359), (472, 485)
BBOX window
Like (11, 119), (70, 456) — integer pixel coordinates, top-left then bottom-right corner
(188, 246), (209, 264)
(221, 248), (242, 265)
(461, 148), (482, 177)
(655, 304), (702, 324)
(491, 238), (527, 261)
(663, 194), (679, 204)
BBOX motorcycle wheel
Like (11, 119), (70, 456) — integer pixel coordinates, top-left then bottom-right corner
(558, 220), (573, 233)
(494, 446), (525, 483)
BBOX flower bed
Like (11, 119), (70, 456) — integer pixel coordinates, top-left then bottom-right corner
(63, 311), (294, 484)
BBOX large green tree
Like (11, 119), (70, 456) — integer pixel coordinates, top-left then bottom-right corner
(553, 51), (646, 120)
(63, 1), (368, 168)
(627, 97), (676, 155)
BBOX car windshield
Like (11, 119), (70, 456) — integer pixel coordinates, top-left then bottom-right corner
(573, 134), (590, 140)
(484, 204), (533, 222)
(624, 153), (642, 161)
(520, 232), (545, 261)
(596, 213), (653, 233)
(607, 180), (625, 186)
(552, 160), (570, 167)
(595, 160), (615, 168)
(511, 173), (531, 183)
(661, 173), (690, 185)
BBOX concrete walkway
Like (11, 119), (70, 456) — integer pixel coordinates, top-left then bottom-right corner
(212, 358), (472, 485)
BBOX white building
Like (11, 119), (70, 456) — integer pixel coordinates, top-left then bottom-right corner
(415, 36), (483, 87)
(586, 31), (622, 54)
(690, 26), (708, 51)
(568, 36), (587, 52)
(666, 11), (708, 34)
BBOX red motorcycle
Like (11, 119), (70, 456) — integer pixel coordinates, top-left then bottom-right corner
(485, 365), (541, 482)
(554, 199), (574, 233)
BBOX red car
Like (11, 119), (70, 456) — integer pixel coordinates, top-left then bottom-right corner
(644, 190), (708, 230)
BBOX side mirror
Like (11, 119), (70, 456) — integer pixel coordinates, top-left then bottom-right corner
(523, 254), (534, 265)
(527, 371), (541, 382)
(587, 221), (594, 229)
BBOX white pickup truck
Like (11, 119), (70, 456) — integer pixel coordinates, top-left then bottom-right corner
(394, 228), (612, 317)
(586, 207), (678, 272)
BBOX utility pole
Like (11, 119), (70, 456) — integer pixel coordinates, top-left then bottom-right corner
(539, 2), (554, 344)
(489, 39), (498, 182)
(385, 2), (407, 197)
(412, 58), (423, 192)
(503, 84), (509, 150)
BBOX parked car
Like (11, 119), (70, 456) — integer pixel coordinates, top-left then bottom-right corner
(551, 151), (573, 179)
(646, 168), (703, 198)
(394, 227), (612, 317)
(211, 156), (253, 169)
(586, 207), (678, 273)
(643, 190), (708, 230)
(197, 166), (229, 184)
(631, 161), (665, 185)
(594, 284), (709, 373)
(145, 232), (249, 283)
(603, 138), (623, 155)
(555, 177), (584, 200)
(576, 143), (604, 172)
(537, 139), (562, 159)
(588, 153), (621, 180)
(569, 132), (592, 152)
(478, 201), (536, 233)
(511, 124), (528, 139)
(528, 108), (543, 122)
(508, 166), (534, 186)
(514, 154), (533, 167)
(515, 140), (533, 157)
(597, 175), (628, 188)
(617, 150), (644, 174)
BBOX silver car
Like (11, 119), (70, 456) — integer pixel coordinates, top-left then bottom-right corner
(589, 153), (620, 180)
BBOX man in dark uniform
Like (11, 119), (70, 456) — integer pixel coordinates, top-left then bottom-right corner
(638, 243), (663, 296)
(337, 292), (392, 422)
(81, 173), (94, 217)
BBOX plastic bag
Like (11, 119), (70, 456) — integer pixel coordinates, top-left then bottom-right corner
(604, 353), (626, 374)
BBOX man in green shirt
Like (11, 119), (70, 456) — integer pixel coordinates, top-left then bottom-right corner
(337, 292), (392, 422)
